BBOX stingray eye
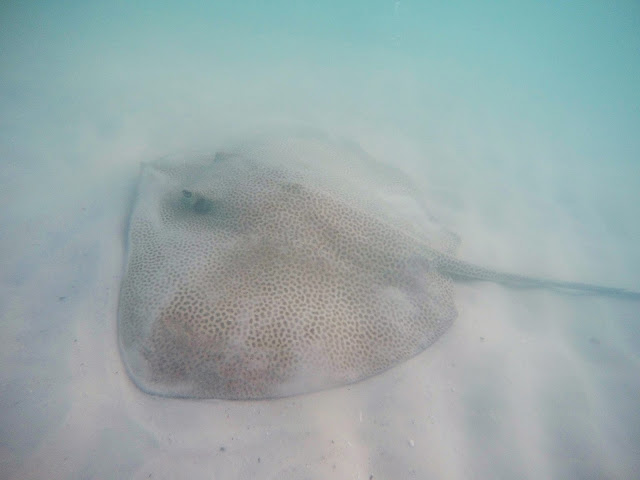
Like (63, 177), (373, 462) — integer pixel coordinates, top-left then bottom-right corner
(180, 189), (213, 214)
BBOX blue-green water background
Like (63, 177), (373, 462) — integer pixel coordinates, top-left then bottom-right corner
(1, 2), (639, 479)
(3, 2), (639, 161)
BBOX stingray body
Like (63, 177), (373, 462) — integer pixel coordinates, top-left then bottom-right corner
(118, 136), (639, 400)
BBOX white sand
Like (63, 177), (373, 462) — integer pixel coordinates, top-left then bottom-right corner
(2, 123), (639, 479)
(2, 3), (640, 479)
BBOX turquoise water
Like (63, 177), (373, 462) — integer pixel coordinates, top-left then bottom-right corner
(3, 2), (638, 159)
(1, 2), (639, 479)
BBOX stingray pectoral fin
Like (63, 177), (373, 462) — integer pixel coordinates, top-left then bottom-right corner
(119, 139), (460, 400)
(433, 252), (640, 300)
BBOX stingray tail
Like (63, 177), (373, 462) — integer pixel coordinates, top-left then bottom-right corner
(432, 253), (640, 300)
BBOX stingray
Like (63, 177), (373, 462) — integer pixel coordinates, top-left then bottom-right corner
(118, 135), (640, 400)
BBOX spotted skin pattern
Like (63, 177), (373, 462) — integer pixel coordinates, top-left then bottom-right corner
(119, 137), (639, 400)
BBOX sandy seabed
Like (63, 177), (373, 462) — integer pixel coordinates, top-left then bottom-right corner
(1, 123), (639, 480)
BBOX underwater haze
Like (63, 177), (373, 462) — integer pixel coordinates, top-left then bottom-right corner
(1, 2), (640, 479)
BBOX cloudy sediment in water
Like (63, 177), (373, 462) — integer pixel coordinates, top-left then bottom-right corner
(1, 2), (639, 479)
